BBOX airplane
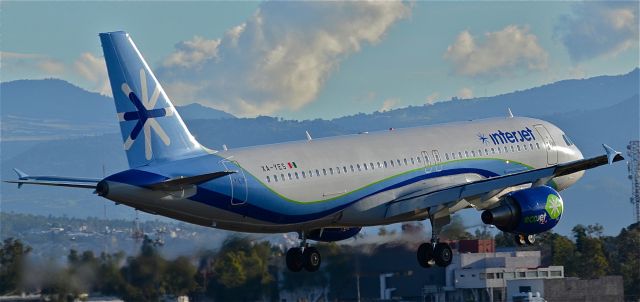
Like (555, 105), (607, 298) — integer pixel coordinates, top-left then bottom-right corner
(6, 31), (625, 272)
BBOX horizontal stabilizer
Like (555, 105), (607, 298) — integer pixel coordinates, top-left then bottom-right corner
(145, 171), (236, 191)
(5, 168), (100, 189)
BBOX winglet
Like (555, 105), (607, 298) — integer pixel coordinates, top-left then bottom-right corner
(12, 168), (29, 188)
(603, 144), (623, 165)
(13, 168), (28, 179)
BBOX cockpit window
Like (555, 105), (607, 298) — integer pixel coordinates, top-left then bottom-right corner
(562, 134), (574, 146)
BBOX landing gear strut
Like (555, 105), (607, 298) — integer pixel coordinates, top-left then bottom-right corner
(417, 210), (453, 268)
(515, 234), (536, 246)
(285, 232), (321, 272)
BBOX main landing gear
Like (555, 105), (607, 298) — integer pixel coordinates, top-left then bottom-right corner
(417, 210), (453, 268)
(286, 232), (321, 272)
(514, 234), (536, 246)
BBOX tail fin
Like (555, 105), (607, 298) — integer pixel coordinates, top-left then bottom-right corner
(99, 31), (208, 168)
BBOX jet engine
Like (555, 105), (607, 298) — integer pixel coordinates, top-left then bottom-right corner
(481, 186), (563, 235)
(306, 227), (362, 242)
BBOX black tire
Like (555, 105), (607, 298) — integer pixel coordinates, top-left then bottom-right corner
(303, 247), (321, 272)
(417, 243), (434, 268)
(286, 247), (304, 272)
(525, 234), (536, 245)
(433, 243), (453, 267)
(514, 234), (526, 246)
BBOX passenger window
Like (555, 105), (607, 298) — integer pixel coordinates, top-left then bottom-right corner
(484, 149), (489, 155)
(336, 167), (340, 174)
(524, 144), (528, 151)
(529, 143), (534, 150)
(417, 157), (422, 163)
(465, 151), (469, 158)
(491, 148), (495, 154)
(536, 142), (540, 149)
(471, 150), (476, 157)
(295, 172), (299, 179)
(302, 171), (306, 178)
(357, 164), (361, 171)
(411, 158), (415, 165)
(350, 165), (355, 172)
(504, 146), (509, 153)
(323, 169), (327, 176)
(390, 160), (395, 167)
(403, 158), (408, 165)
(364, 163), (368, 171)
(445, 153), (450, 160)
(266, 176), (271, 183)
(288, 173), (292, 180)
(343, 166), (347, 173)
(511, 145), (515, 152)
(458, 152), (463, 159)
(316, 169), (320, 177)
(397, 159), (402, 166)
(329, 168), (333, 175)
(281, 174), (285, 181)
(384, 161), (388, 168)
(497, 148), (501, 154)
(370, 163), (375, 170)
(478, 149), (482, 156)
(308, 170), (313, 178)
(378, 162), (382, 168)
(517, 145), (521, 152)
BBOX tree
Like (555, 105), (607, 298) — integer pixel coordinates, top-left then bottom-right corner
(206, 236), (276, 301)
(0, 238), (32, 295)
(165, 256), (197, 296)
(120, 236), (167, 301)
(572, 224), (609, 278)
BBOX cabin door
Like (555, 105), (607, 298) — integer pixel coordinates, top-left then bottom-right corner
(534, 125), (558, 165)
(221, 159), (248, 205)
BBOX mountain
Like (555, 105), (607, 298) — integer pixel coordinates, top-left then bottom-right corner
(1, 70), (638, 235)
(0, 79), (235, 142)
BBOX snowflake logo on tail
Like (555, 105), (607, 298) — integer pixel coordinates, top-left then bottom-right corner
(119, 69), (173, 160)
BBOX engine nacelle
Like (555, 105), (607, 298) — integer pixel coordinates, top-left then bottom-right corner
(306, 227), (362, 242)
(481, 186), (564, 235)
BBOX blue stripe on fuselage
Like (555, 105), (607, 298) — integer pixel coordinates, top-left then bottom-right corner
(105, 162), (504, 224)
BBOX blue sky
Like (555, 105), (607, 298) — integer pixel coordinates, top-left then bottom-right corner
(2, 1), (638, 120)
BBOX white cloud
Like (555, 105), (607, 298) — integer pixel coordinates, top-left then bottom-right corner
(379, 98), (399, 112)
(556, 2), (638, 62)
(425, 92), (439, 105)
(157, 1), (411, 116)
(456, 87), (473, 99)
(162, 36), (220, 69)
(73, 52), (110, 96)
(444, 25), (548, 77)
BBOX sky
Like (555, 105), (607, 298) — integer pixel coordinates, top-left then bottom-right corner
(1, 1), (638, 120)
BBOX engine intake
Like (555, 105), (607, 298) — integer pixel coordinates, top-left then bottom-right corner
(482, 186), (563, 235)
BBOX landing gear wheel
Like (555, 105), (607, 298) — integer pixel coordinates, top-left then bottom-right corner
(515, 234), (526, 246)
(286, 247), (304, 272)
(525, 234), (536, 245)
(417, 243), (434, 268)
(433, 243), (453, 267)
(303, 247), (321, 272)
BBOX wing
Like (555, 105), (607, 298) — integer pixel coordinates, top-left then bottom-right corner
(385, 144), (624, 218)
(4, 169), (100, 189)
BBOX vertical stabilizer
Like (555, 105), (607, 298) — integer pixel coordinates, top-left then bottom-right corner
(99, 31), (208, 168)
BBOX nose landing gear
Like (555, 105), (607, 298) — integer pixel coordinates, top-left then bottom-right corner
(515, 234), (536, 246)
